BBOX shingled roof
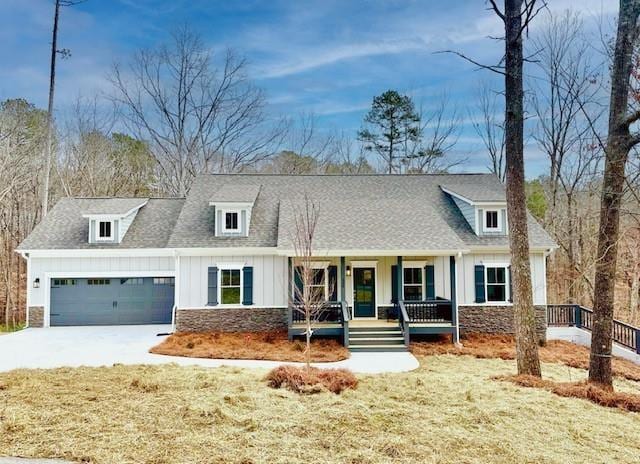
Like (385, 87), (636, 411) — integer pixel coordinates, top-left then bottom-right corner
(18, 174), (556, 252)
(18, 198), (185, 250)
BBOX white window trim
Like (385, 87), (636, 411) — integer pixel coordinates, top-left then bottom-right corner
(221, 210), (241, 233)
(292, 263), (330, 301)
(96, 220), (114, 241)
(482, 209), (502, 233)
(218, 267), (243, 306)
(402, 262), (426, 301)
(484, 264), (510, 303)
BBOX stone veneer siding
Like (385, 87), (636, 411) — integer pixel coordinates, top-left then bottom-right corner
(28, 306), (44, 328)
(458, 305), (547, 342)
(175, 307), (288, 333)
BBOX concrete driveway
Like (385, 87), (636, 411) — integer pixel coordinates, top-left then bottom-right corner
(0, 326), (419, 374)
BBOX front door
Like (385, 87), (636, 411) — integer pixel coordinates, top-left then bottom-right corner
(353, 267), (376, 318)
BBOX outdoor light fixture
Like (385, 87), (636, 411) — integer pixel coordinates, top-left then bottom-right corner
(33, 278), (40, 288)
(346, 266), (351, 277)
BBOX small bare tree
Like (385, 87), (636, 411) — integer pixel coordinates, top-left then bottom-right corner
(290, 195), (333, 368)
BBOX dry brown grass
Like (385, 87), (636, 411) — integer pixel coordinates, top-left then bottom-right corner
(150, 331), (349, 362)
(0, 356), (639, 463)
(265, 365), (358, 394)
(411, 333), (640, 381)
(497, 375), (640, 413)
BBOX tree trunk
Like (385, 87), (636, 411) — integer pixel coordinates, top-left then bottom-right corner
(504, 0), (542, 377)
(42, 0), (61, 217)
(589, 0), (640, 388)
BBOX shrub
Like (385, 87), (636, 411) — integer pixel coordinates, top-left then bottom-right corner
(265, 365), (358, 394)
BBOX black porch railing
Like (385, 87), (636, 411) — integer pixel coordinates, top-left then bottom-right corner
(290, 301), (345, 324)
(547, 304), (640, 354)
(401, 298), (453, 323)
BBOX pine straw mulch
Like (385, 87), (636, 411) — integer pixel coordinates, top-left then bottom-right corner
(149, 330), (350, 363)
(495, 375), (640, 413)
(410, 333), (640, 382)
(265, 365), (358, 394)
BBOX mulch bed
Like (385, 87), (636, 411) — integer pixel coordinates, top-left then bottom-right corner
(150, 330), (350, 363)
(410, 333), (640, 382)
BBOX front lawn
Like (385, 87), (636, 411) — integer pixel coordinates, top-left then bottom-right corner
(1, 355), (639, 463)
(150, 331), (350, 362)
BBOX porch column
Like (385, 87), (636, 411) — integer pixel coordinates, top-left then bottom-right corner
(287, 257), (293, 340)
(340, 256), (346, 302)
(450, 254), (460, 344)
(396, 256), (403, 303)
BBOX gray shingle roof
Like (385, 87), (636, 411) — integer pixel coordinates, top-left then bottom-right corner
(210, 184), (260, 204)
(81, 198), (149, 215)
(167, 174), (555, 251)
(18, 198), (185, 250)
(18, 174), (556, 252)
(440, 176), (507, 202)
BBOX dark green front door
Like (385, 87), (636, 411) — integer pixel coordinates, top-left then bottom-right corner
(353, 267), (376, 318)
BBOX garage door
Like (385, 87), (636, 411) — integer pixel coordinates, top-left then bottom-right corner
(50, 277), (175, 326)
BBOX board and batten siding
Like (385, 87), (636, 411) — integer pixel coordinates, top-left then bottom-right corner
(28, 256), (175, 307)
(458, 252), (546, 305)
(178, 255), (288, 308)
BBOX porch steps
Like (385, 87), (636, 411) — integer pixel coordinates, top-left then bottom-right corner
(348, 325), (407, 352)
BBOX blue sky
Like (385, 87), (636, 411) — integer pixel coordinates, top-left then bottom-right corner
(0, 0), (618, 177)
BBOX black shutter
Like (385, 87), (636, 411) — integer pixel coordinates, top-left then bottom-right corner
(508, 266), (513, 303)
(391, 265), (398, 303)
(425, 265), (435, 300)
(242, 266), (253, 305)
(328, 265), (338, 301)
(207, 266), (218, 306)
(294, 266), (303, 303)
(474, 265), (486, 303)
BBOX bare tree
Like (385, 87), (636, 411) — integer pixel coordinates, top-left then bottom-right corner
(471, 82), (506, 181)
(42, 0), (86, 217)
(493, 0), (546, 377)
(109, 26), (285, 196)
(590, 0), (640, 388)
(290, 196), (333, 368)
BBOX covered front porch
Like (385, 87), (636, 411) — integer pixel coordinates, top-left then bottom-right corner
(287, 255), (459, 349)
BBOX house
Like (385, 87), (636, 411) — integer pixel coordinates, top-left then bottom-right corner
(16, 174), (556, 351)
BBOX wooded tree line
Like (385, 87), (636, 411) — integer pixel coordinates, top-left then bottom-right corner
(1, 4), (639, 337)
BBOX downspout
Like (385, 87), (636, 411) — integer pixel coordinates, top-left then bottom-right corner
(454, 251), (462, 345)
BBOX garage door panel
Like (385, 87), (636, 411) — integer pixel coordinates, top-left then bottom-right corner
(50, 277), (174, 326)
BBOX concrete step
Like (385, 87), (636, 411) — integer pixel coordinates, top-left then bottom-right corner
(348, 337), (405, 345)
(349, 326), (400, 333)
(349, 344), (408, 352)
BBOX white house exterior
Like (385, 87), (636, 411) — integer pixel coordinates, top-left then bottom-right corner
(17, 174), (556, 350)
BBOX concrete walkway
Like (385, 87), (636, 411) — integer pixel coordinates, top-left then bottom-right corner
(0, 326), (419, 374)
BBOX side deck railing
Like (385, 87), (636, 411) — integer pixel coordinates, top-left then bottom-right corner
(547, 304), (640, 354)
(288, 301), (350, 346)
(402, 298), (453, 323)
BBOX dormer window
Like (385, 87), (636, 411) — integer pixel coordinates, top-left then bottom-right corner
(97, 220), (114, 241)
(223, 211), (240, 233)
(483, 210), (501, 232)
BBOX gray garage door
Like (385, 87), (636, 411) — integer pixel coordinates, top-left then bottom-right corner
(50, 277), (174, 326)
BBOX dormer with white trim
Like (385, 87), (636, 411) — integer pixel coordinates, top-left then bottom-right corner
(82, 198), (149, 244)
(440, 185), (508, 237)
(209, 184), (260, 237)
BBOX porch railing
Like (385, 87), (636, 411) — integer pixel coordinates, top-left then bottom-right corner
(547, 304), (640, 354)
(402, 298), (453, 323)
(290, 301), (345, 324)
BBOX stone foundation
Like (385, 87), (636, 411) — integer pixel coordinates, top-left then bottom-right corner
(175, 307), (288, 333)
(28, 306), (44, 328)
(458, 305), (546, 342)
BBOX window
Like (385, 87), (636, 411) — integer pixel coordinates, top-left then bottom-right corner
(121, 278), (143, 285)
(223, 211), (239, 232)
(403, 267), (423, 301)
(52, 279), (77, 286)
(97, 220), (113, 240)
(220, 269), (241, 304)
(308, 268), (327, 301)
(484, 210), (500, 231)
(88, 279), (110, 285)
(486, 266), (508, 302)
(153, 277), (175, 286)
